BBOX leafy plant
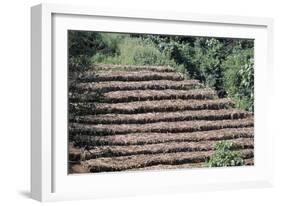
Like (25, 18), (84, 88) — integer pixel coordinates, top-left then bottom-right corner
(207, 140), (245, 167)
(192, 38), (226, 97)
(222, 48), (254, 111)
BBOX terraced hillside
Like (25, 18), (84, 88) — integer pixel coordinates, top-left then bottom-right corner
(68, 64), (254, 173)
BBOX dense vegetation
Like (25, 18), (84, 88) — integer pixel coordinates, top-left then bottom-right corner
(68, 31), (254, 111)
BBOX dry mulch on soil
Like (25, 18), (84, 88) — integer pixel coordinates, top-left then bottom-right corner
(69, 118), (254, 136)
(69, 138), (253, 161)
(71, 109), (251, 124)
(69, 98), (235, 115)
(82, 149), (254, 172)
(70, 127), (254, 146)
(88, 64), (176, 72)
(69, 88), (216, 103)
(78, 71), (184, 82)
(70, 80), (200, 92)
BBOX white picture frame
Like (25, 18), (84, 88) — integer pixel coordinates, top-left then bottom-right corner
(31, 3), (274, 202)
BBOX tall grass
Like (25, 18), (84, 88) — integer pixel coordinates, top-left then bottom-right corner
(91, 34), (188, 78)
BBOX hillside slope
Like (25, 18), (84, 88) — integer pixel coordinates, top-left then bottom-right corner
(68, 64), (254, 173)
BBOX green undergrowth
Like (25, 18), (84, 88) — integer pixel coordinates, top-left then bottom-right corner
(206, 140), (245, 167)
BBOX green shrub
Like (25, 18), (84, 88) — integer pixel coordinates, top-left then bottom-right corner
(68, 55), (91, 71)
(99, 33), (127, 55)
(144, 36), (254, 104)
(192, 38), (226, 96)
(222, 48), (254, 111)
(68, 31), (105, 57)
(145, 37), (228, 96)
(207, 140), (245, 167)
(68, 31), (105, 72)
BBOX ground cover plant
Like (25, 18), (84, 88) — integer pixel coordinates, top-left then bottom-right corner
(207, 140), (245, 167)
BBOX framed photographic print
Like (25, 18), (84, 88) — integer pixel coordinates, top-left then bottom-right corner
(31, 3), (274, 201)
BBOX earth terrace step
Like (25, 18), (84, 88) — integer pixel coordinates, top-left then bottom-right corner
(70, 127), (254, 146)
(69, 118), (254, 136)
(128, 158), (254, 171)
(244, 158), (254, 165)
(71, 109), (252, 124)
(69, 88), (217, 103)
(70, 80), (200, 92)
(77, 71), (184, 82)
(69, 163), (89, 174)
(88, 64), (176, 72)
(69, 157), (254, 174)
(69, 98), (235, 115)
(69, 138), (254, 161)
(70, 157), (254, 174)
(81, 149), (254, 172)
(129, 162), (206, 171)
